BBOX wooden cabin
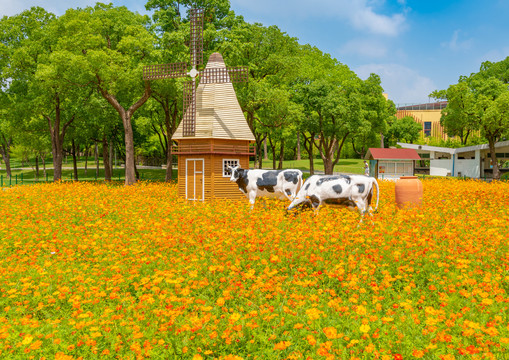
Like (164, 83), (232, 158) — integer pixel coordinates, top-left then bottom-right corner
(172, 53), (255, 201)
(365, 148), (421, 179)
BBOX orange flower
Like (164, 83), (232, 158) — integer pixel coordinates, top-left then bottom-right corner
(274, 341), (291, 350)
(412, 350), (425, 358)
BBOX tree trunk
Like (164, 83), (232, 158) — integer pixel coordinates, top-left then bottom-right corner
(0, 136), (13, 179)
(123, 116), (136, 184)
(488, 139), (500, 180)
(323, 157), (334, 175)
(268, 136), (277, 170)
(264, 136), (268, 160)
(97, 80), (151, 185)
(35, 156), (40, 180)
(296, 133), (301, 161)
(301, 132), (314, 175)
(278, 139), (285, 170)
(84, 146), (88, 176)
(52, 147), (64, 181)
(95, 142), (99, 178)
(41, 155), (46, 179)
(109, 140), (113, 176)
(47, 94), (74, 182)
(254, 133), (265, 169)
(72, 139), (78, 181)
(102, 136), (112, 181)
(165, 143), (173, 182)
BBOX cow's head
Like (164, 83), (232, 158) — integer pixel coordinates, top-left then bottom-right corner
(286, 195), (313, 213)
(228, 165), (242, 182)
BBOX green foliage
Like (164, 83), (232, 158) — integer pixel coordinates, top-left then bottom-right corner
(386, 116), (422, 145)
(1, 1), (410, 176)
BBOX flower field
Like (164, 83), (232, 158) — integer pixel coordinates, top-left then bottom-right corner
(0, 179), (508, 360)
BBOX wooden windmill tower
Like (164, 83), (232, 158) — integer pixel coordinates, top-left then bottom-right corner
(143, 8), (255, 201)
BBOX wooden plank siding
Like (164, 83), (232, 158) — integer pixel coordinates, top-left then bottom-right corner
(176, 138), (253, 200)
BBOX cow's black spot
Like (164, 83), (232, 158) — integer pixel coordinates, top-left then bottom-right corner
(309, 194), (321, 208)
(340, 175), (351, 184)
(235, 169), (249, 193)
(256, 171), (279, 193)
(283, 171), (300, 184)
(325, 198), (356, 208)
(285, 189), (292, 196)
(316, 176), (340, 186)
(332, 184), (342, 194)
(305, 183), (310, 191)
(357, 184), (365, 193)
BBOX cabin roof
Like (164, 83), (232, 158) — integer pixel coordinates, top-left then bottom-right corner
(366, 148), (421, 160)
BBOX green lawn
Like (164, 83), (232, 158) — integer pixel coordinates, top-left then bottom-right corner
(259, 158), (364, 174)
(1, 157), (364, 186)
(0, 167), (175, 186)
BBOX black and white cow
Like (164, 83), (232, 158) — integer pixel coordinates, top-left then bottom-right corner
(287, 174), (379, 222)
(228, 166), (303, 208)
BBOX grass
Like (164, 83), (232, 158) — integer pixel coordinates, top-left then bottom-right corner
(0, 167), (176, 186)
(260, 158), (364, 174)
(0, 157), (365, 186)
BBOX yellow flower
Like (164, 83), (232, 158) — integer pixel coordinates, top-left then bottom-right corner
(359, 324), (371, 333)
(356, 305), (367, 315)
(22, 335), (33, 345)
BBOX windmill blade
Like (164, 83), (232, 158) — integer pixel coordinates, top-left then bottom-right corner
(143, 62), (188, 80)
(189, 8), (204, 68)
(182, 79), (196, 137)
(200, 67), (249, 84)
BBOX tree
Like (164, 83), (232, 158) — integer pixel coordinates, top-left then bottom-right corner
(218, 20), (300, 168)
(432, 70), (509, 179)
(386, 116), (422, 145)
(258, 87), (303, 169)
(350, 74), (394, 157)
(55, 4), (154, 185)
(430, 82), (478, 145)
(0, 8), (61, 179)
(293, 46), (362, 174)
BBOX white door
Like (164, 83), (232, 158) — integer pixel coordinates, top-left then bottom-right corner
(186, 158), (204, 201)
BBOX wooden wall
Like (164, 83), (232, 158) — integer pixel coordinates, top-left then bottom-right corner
(176, 138), (253, 201)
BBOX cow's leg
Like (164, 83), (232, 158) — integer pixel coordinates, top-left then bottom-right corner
(309, 195), (321, 216)
(248, 191), (257, 210)
(353, 199), (368, 225)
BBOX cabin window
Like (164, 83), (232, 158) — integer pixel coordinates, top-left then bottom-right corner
(424, 122), (432, 137)
(223, 159), (239, 177)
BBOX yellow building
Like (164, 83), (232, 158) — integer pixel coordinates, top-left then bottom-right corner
(396, 102), (448, 140)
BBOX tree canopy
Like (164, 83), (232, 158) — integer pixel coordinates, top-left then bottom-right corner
(1, 1), (396, 180)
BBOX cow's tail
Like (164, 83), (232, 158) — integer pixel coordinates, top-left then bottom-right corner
(372, 178), (379, 212)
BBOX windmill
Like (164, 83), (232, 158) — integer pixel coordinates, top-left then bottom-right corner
(143, 8), (255, 201)
(143, 8), (248, 137)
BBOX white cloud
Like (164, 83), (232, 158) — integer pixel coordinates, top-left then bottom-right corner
(355, 63), (437, 105)
(478, 47), (509, 63)
(441, 30), (473, 51)
(231, 0), (407, 36)
(341, 39), (388, 58)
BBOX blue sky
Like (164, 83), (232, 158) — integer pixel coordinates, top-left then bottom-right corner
(2, 0), (509, 106)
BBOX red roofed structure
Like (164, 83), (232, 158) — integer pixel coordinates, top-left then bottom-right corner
(365, 148), (421, 179)
(367, 148), (421, 160)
